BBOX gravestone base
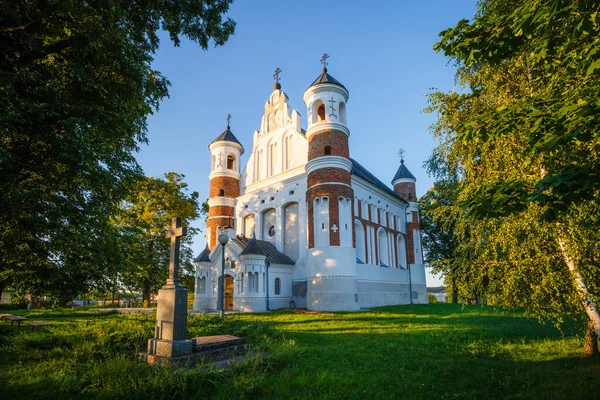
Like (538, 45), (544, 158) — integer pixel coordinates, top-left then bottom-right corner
(148, 338), (193, 358)
(144, 335), (245, 368)
(147, 281), (193, 362)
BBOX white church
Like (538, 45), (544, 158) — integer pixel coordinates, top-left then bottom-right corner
(193, 59), (427, 312)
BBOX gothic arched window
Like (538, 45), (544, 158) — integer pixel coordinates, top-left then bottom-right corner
(274, 277), (281, 295)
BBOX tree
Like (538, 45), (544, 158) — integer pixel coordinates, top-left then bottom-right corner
(419, 177), (461, 303)
(427, 0), (600, 345)
(0, 1), (235, 302)
(115, 173), (200, 306)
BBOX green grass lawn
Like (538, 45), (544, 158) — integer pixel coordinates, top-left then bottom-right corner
(0, 304), (598, 399)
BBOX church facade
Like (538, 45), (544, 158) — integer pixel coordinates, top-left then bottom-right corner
(193, 64), (427, 312)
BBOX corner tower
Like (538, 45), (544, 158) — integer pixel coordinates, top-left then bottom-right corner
(206, 120), (243, 250)
(303, 54), (358, 311)
(392, 154), (424, 272)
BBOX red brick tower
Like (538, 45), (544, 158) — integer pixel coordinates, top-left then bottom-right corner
(392, 155), (422, 265)
(206, 122), (244, 250)
(303, 55), (358, 311)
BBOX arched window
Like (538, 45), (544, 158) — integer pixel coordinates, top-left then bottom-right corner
(274, 277), (281, 295)
(339, 102), (347, 124)
(227, 155), (234, 170)
(241, 273), (244, 293)
(285, 136), (293, 169)
(378, 229), (389, 267)
(254, 272), (259, 292)
(196, 277), (206, 294)
(218, 189), (225, 197)
(248, 272), (253, 292)
(262, 208), (276, 243)
(255, 149), (263, 181)
(355, 220), (366, 263)
(324, 146), (331, 155)
(269, 142), (277, 176)
(397, 235), (407, 268)
(243, 214), (255, 238)
(317, 104), (326, 121)
(212, 155), (216, 170)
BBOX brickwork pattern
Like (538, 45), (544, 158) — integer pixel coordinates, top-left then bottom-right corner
(210, 176), (240, 198)
(306, 184), (354, 248)
(393, 182), (416, 203)
(307, 168), (351, 188)
(354, 213), (407, 267)
(308, 129), (350, 160)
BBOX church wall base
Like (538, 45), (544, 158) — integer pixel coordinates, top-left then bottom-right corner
(306, 277), (360, 311)
(410, 283), (428, 304)
(292, 280), (307, 309)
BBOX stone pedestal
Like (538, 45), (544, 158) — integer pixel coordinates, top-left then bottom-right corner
(147, 281), (193, 359)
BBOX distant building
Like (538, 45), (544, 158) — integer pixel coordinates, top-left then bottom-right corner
(194, 63), (427, 312)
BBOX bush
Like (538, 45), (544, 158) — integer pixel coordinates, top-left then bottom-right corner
(428, 292), (438, 304)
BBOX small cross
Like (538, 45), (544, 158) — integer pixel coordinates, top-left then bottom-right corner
(331, 224), (339, 233)
(273, 67), (282, 84)
(165, 217), (187, 282)
(328, 97), (337, 119)
(226, 114), (232, 127)
(320, 53), (330, 69)
(217, 151), (223, 167)
(398, 148), (405, 162)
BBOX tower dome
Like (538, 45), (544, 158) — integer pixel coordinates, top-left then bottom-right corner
(303, 54), (349, 139)
(392, 153), (417, 202)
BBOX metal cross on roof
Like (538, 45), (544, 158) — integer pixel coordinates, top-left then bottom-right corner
(398, 148), (405, 162)
(273, 67), (282, 84)
(226, 114), (232, 127)
(165, 217), (187, 282)
(320, 53), (330, 69)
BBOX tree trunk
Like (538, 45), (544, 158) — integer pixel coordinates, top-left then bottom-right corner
(557, 234), (600, 337)
(584, 320), (599, 357)
(143, 287), (150, 307)
(451, 275), (458, 303)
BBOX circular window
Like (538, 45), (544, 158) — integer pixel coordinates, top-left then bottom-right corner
(268, 225), (276, 237)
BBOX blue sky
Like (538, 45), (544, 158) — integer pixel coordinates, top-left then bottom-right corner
(136, 0), (479, 286)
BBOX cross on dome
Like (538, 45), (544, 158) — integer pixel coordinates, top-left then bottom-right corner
(226, 113), (232, 128)
(398, 148), (405, 163)
(320, 53), (330, 72)
(273, 67), (282, 89)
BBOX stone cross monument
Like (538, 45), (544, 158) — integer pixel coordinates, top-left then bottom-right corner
(147, 217), (193, 361)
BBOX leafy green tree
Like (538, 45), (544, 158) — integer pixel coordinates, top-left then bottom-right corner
(0, 1), (235, 302)
(419, 176), (461, 303)
(428, 0), (600, 341)
(115, 173), (200, 306)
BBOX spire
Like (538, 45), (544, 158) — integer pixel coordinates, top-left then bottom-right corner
(240, 231), (267, 256)
(392, 149), (416, 183)
(208, 116), (244, 152)
(194, 244), (211, 263)
(307, 53), (346, 91)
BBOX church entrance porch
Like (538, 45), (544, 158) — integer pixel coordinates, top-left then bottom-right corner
(217, 275), (234, 311)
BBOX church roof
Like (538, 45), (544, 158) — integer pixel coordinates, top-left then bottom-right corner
(194, 244), (211, 263)
(350, 158), (405, 201)
(308, 68), (347, 91)
(234, 236), (295, 265)
(392, 160), (416, 182)
(209, 126), (244, 150)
